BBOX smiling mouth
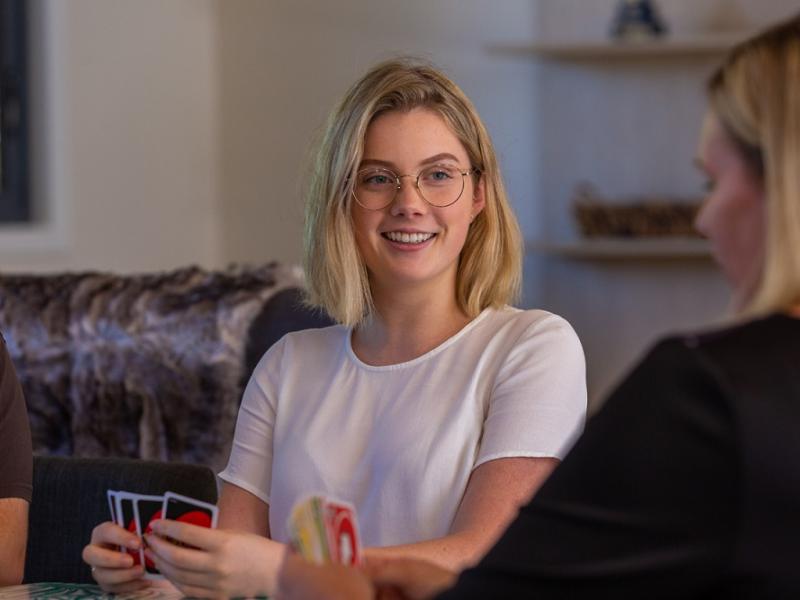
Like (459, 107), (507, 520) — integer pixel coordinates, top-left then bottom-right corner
(382, 232), (436, 244)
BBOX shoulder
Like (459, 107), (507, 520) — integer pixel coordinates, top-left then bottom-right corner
(481, 306), (578, 336)
(250, 323), (348, 376)
(480, 307), (583, 356)
(642, 313), (798, 377)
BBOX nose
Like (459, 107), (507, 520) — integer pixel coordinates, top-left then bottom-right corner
(693, 200), (711, 239)
(390, 175), (427, 216)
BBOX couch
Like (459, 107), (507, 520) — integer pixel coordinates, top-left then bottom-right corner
(0, 263), (332, 472)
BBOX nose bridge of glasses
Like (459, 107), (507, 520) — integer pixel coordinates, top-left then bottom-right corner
(393, 173), (425, 204)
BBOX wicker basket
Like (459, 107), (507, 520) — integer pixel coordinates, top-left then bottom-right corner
(572, 184), (702, 238)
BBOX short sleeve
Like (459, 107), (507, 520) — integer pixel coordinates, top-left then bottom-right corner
(475, 314), (587, 467)
(0, 336), (32, 502)
(437, 339), (739, 599)
(217, 338), (285, 505)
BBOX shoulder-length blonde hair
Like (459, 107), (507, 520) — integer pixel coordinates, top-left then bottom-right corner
(303, 58), (522, 326)
(707, 13), (800, 316)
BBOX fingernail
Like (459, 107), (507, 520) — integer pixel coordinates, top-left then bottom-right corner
(127, 538), (141, 550)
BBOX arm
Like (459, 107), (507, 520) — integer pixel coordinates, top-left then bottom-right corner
(0, 498), (28, 585)
(365, 456), (558, 571)
(436, 340), (739, 599)
(0, 336), (32, 586)
(217, 481), (271, 535)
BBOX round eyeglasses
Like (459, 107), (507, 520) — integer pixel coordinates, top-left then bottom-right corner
(352, 165), (479, 210)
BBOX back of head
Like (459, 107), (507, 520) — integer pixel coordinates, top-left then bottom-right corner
(708, 13), (800, 316)
(303, 58), (522, 326)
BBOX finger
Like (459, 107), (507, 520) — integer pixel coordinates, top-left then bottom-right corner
(149, 519), (221, 551)
(82, 544), (135, 570)
(90, 521), (142, 551)
(144, 532), (212, 573)
(144, 549), (215, 589)
(92, 564), (145, 586)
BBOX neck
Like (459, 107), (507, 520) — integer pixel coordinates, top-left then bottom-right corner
(352, 279), (473, 366)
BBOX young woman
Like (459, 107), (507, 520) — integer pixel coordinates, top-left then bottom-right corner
(276, 12), (800, 600)
(83, 59), (586, 598)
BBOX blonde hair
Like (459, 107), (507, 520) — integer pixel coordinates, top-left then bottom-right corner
(303, 58), (522, 326)
(707, 13), (800, 316)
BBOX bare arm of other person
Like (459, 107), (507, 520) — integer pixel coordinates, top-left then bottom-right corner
(0, 498), (29, 585)
(275, 552), (457, 600)
(365, 456), (558, 571)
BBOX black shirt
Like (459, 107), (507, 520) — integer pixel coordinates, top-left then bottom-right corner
(438, 314), (800, 599)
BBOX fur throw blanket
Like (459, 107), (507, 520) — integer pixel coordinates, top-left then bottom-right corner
(0, 264), (307, 471)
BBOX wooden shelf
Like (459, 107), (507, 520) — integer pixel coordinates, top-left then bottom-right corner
(527, 238), (712, 260)
(490, 32), (750, 60)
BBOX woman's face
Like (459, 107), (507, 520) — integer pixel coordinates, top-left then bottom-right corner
(351, 107), (484, 297)
(695, 112), (766, 307)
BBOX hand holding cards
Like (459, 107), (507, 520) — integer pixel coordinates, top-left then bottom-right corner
(287, 495), (362, 566)
(107, 490), (219, 579)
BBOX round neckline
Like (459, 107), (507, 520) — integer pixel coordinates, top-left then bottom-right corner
(345, 308), (492, 371)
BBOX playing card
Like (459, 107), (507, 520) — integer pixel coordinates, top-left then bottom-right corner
(107, 490), (118, 524)
(287, 495), (362, 566)
(324, 499), (362, 566)
(161, 491), (219, 542)
(114, 492), (142, 565)
(133, 494), (165, 579)
(288, 496), (331, 564)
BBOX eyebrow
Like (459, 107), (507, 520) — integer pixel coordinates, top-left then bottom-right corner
(359, 153), (463, 170)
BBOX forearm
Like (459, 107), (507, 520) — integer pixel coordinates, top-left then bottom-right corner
(0, 499), (29, 585)
(0, 549), (25, 587)
(365, 531), (487, 572)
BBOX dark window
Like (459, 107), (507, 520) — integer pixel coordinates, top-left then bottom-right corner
(0, 0), (29, 222)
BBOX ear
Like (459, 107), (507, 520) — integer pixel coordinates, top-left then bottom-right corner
(471, 174), (486, 219)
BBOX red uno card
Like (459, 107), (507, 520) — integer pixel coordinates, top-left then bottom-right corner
(114, 492), (141, 565)
(161, 491), (219, 548)
(287, 495), (362, 566)
(324, 500), (362, 566)
(132, 494), (165, 579)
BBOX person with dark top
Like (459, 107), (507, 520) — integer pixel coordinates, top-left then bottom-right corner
(0, 336), (33, 586)
(274, 12), (800, 600)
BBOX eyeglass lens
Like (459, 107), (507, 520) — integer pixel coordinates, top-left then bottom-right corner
(353, 165), (468, 209)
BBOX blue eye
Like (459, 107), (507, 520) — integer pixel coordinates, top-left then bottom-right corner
(358, 170), (396, 188)
(422, 166), (457, 185)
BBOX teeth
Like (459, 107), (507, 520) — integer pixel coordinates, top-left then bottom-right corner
(385, 232), (435, 244)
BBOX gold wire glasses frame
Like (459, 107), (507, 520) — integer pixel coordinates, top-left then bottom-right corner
(352, 165), (480, 210)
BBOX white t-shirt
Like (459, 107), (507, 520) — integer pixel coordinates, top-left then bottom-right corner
(219, 307), (586, 547)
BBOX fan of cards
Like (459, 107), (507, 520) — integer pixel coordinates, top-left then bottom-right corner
(287, 495), (362, 566)
(107, 489), (219, 580)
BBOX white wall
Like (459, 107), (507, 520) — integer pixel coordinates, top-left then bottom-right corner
(216, 0), (542, 268)
(0, 0), (222, 273)
(1, 0), (797, 401)
(530, 0), (798, 405)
